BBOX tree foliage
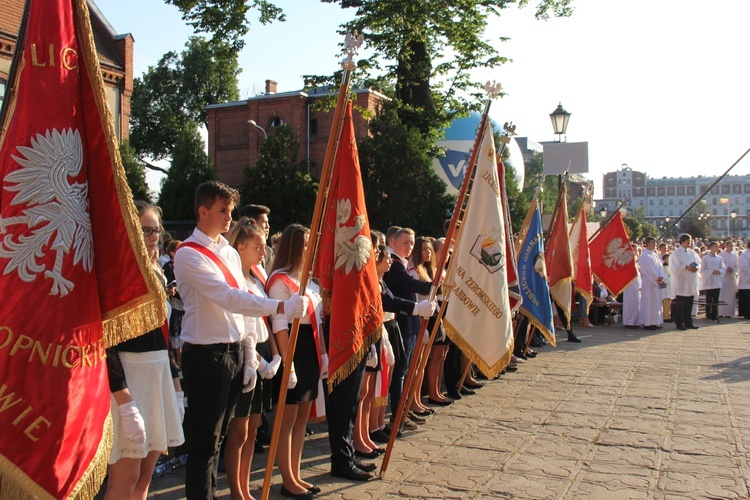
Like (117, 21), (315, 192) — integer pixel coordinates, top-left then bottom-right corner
(239, 125), (318, 233)
(119, 140), (152, 203)
(165, 0), (285, 53)
(130, 37), (240, 160)
(358, 103), (454, 236)
(158, 121), (216, 220)
(321, 0), (572, 132)
(680, 201), (713, 240)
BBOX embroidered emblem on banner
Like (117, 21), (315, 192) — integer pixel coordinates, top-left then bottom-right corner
(603, 237), (634, 270)
(470, 228), (505, 273)
(334, 198), (372, 274)
(0, 128), (93, 296)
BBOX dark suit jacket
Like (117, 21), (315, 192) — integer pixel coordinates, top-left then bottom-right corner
(383, 253), (432, 337)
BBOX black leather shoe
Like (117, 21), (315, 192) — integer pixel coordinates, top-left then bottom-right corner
(689, 325), (699, 329)
(526, 350), (538, 358)
(330, 464), (372, 481)
(354, 449), (379, 459)
(428, 397), (453, 405)
(255, 439), (265, 453)
(460, 387), (475, 396)
(505, 363), (518, 372)
(567, 333), (582, 343)
(308, 485), (321, 495)
(280, 485), (314, 499)
(370, 429), (389, 443)
(677, 326), (688, 331)
(408, 411), (427, 424)
(446, 390), (462, 400)
(353, 460), (377, 472)
(383, 425), (402, 438)
(465, 381), (484, 389)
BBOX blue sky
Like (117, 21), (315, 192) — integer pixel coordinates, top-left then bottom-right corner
(95, 0), (750, 197)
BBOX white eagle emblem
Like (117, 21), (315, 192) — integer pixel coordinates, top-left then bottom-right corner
(334, 198), (372, 274)
(0, 128), (94, 297)
(603, 238), (634, 270)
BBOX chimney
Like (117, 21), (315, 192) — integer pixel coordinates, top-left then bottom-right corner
(265, 79), (277, 94)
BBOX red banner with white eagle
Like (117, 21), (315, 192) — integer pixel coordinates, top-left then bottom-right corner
(0, 0), (166, 497)
(569, 204), (593, 309)
(589, 211), (638, 297)
(312, 101), (382, 390)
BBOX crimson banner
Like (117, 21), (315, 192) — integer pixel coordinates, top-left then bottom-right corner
(589, 211), (638, 297)
(0, 0), (165, 497)
(312, 101), (382, 390)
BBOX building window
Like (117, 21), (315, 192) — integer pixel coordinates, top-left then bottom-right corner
(669, 199), (673, 205)
(722, 185), (730, 194)
(269, 117), (285, 128)
(744, 184), (750, 193)
(677, 186), (685, 195)
(734, 184), (742, 194)
(667, 187), (675, 196)
(309, 162), (319, 180)
(659, 199), (663, 206)
(309, 119), (318, 135)
(0, 80), (5, 104)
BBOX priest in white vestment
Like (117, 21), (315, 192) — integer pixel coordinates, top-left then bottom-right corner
(700, 242), (725, 321)
(623, 261), (642, 328)
(639, 238), (667, 329)
(671, 234), (701, 330)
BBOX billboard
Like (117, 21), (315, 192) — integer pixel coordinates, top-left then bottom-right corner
(542, 141), (589, 175)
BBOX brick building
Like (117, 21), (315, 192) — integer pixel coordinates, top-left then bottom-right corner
(205, 80), (388, 187)
(0, 0), (134, 141)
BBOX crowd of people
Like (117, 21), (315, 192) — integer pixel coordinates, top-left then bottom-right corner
(585, 235), (750, 332)
(103, 179), (750, 500)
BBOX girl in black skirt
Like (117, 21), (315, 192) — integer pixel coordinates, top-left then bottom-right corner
(267, 225), (326, 498)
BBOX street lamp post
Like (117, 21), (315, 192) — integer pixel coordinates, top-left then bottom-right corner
(549, 102), (572, 192)
(248, 119), (268, 140)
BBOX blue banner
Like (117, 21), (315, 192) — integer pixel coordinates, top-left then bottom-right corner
(517, 206), (555, 344)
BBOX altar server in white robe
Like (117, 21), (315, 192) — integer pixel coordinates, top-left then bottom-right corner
(623, 252), (642, 328)
(737, 243), (750, 318)
(719, 241), (738, 317)
(700, 241), (725, 321)
(639, 238), (667, 330)
(671, 234), (701, 330)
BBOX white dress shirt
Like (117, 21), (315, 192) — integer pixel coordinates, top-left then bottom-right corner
(245, 275), (270, 344)
(738, 250), (750, 290)
(267, 271), (323, 333)
(173, 228), (279, 344)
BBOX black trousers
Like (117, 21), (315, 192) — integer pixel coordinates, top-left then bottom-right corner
(740, 289), (750, 319)
(443, 340), (461, 393)
(326, 355), (366, 470)
(705, 288), (720, 320)
(182, 342), (244, 500)
(673, 295), (695, 328)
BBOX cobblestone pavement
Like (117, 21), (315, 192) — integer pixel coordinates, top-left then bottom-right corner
(145, 317), (750, 499)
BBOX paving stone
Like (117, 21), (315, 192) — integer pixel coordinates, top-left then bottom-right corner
(141, 319), (750, 499)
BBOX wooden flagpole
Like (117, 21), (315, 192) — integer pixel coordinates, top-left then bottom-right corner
(379, 82), (503, 477)
(260, 32), (363, 500)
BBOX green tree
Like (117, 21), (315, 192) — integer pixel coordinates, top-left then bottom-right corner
(166, 0), (285, 53)
(681, 201), (713, 240)
(130, 37), (240, 160)
(119, 140), (152, 203)
(358, 103), (454, 236)
(239, 125), (318, 232)
(158, 121), (216, 220)
(323, 0), (572, 132)
(521, 151), (557, 214)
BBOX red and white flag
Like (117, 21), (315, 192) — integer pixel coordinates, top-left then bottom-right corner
(313, 101), (383, 390)
(589, 211), (638, 296)
(569, 204), (593, 310)
(0, 1), (166, 497)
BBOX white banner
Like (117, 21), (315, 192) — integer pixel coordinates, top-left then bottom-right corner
(444, 121), (513, 378)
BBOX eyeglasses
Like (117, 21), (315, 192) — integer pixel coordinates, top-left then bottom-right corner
(142, 227), (164, 237)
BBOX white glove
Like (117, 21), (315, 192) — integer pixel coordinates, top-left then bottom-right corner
(284, 294), (308, 318)
(413, 300), (436, 318)
(422, 329), (430, 345)
(366, 344), (378, 368)
(117, 401), (146, 443)
(384, 339), (395, 367)
(243, 347), (259, 393)
(319, 353), (329, 379)
(287, 363), (298, 389)
(175, 391), (185, 423)
(258, 354), (282, 380)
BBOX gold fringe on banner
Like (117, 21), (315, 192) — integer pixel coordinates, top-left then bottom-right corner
(0, 415), (112, 500)
(443, 320), (513, 380)
(326, 323), (381, 392)
(74, 0), (166, 348)
(519, 309), (557, 347)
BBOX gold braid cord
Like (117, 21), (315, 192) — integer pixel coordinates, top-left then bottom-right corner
(74, 0), (166, 349)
